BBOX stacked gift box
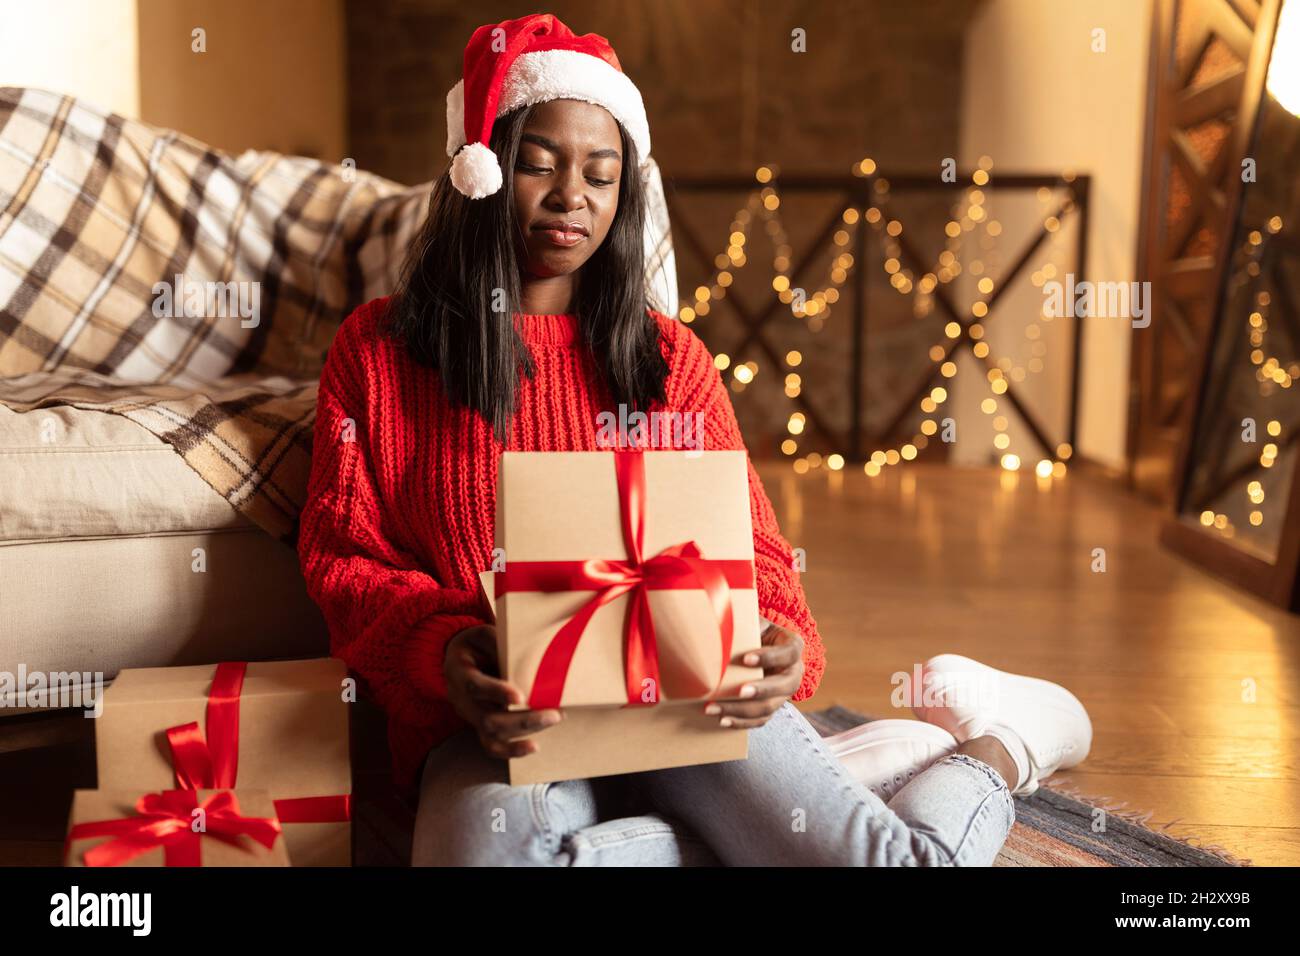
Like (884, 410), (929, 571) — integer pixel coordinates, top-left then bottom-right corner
(64, 658), (351, 868)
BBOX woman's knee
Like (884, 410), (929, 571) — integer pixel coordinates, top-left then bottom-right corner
(411, 795), (561, 865)
(412, 775), (571, 865)
(412, 737), (599, 865)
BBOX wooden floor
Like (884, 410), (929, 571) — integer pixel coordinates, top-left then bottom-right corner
(6, 463), (1297, 866)
(766, 462), (1300, 866)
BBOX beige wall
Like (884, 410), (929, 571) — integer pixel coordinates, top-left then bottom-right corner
(954, 0), (1153, 470)
(137, 0), (346, 160)
(0, 0), (141, 117)
(1, 0), (345, 162)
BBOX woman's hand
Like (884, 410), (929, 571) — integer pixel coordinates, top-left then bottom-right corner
(704, 622), (805, 729)
(443, 624), (563, 759)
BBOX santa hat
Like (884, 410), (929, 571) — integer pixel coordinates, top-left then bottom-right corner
(445, 13), (652, 199)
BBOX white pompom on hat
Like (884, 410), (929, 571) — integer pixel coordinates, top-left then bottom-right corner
(445, 13), (652, 199)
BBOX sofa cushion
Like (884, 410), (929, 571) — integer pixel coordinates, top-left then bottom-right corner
(0, 527), (330, 706)
(0, 402), (248, 543)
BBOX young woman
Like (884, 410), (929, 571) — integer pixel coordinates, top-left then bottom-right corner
(297, 14), (1092, 866)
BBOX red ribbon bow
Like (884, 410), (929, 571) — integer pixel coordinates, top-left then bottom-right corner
(66, 790), (281, 867)
(164, 662), (351, 826)
(496, 450), (755, 710)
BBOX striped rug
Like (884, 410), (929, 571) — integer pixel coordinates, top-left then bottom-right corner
(807, 706), (1247, 867)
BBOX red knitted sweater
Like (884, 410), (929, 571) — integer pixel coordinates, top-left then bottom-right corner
(296, 296), (824, 793)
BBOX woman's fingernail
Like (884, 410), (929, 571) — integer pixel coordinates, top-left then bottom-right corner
(704, 703), (721, 715)
(740, 684), (757, 698)
(720, 717), (734, 728)
(744, 653), (760, 666)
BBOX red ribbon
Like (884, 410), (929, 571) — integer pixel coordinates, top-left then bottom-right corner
(167, 662), (244, 789)
(164, 662), (350, 828)
(274, 793), (353, 823)
(496, 450), (754, 710)
(66, 790), (281, 867)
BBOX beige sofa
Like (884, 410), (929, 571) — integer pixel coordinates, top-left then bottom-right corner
(0, 87), (678, 710)
(0, 402), (329, 699)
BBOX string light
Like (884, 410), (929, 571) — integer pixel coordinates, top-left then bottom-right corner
(1197, 221), (1292, 542)
(683, 158), (1078, 477)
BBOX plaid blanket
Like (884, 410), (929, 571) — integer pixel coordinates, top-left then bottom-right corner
(0, 87), (678, 542)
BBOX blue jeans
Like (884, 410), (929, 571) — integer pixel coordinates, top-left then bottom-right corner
(411, 701), (1015, 866)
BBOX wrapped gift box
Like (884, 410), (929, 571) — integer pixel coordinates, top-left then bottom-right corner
(96, 658), (351, 866)
(491, 450), (764, 784)
(65, 789), (289, 867)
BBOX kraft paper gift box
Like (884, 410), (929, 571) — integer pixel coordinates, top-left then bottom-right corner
(96, 658), (351, 866)
(491, 450), (765, 785)
(64, 789), (289, 867)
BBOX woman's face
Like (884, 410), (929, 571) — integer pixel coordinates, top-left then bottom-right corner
(513, 98), (623, 279)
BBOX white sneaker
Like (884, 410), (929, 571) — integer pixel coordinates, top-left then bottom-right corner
(912, 653), (1092, 796)
(824, 719), (958, 801)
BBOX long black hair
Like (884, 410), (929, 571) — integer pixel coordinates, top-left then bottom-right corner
(383, 103), (668, 440)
